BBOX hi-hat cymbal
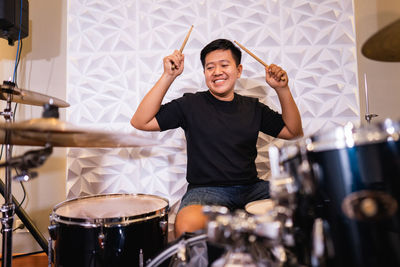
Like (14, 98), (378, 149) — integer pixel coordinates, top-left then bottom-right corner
(0, 82), (70, 107)
(361, 18), (400, 62)
(0, 118), (158, 147)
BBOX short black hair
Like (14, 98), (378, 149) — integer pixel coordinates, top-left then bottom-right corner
(200, 39), (242, 68)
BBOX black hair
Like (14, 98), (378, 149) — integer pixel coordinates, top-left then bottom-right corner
(200, 39), (242, 68)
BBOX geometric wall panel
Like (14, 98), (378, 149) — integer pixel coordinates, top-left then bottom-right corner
(67, 0), (359, 223)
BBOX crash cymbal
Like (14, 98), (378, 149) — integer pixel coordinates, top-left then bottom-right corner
(0, 81), (70, 107)
(0, 118), (158, 147)
(361, 18), (400, 62)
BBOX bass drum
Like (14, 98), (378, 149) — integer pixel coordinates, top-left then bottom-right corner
(49, 193), (169, 267)
(306, 119), (400, 267)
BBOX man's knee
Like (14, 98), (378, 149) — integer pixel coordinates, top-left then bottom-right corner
(174, 205), (208, 237)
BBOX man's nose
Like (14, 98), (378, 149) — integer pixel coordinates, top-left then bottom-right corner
(214, 66), (222, 75)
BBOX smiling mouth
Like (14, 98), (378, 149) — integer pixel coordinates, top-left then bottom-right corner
(213, 79), (226, 84)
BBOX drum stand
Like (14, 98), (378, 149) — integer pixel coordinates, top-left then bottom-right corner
(365, 113), (378, 124)
(0, 84), (50, 267)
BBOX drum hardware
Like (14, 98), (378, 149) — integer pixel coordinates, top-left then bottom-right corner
(0, 144), (53, 182)
(48, 237), (53, 267)
(311, 218), (325, 267)
(363, 73), (378, 124)
(203, 206), (290, 267)
(146, 233), (209, 267)
(0, 80), (68, 267)
(98, 229), (105, 250)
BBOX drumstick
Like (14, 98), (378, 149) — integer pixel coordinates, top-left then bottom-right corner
(234, 40), (286, 82)
(171, 25), (194, 70)
(179, 25), (193, 53)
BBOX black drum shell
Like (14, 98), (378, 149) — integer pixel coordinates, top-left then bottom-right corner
(53, 216), (167, 267)
(308, 138), (400, 267)
(49, 194), (169, 267)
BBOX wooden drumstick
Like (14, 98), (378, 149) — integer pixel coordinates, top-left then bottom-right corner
(171, 25), (194, 70)
(234, 40), (286, 82)
(179, 25), (193, 53)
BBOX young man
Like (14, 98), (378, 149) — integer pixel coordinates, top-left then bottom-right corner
(131, 39), (303, 238)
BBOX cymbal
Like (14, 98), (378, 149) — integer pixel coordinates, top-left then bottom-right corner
(361, 18), (400, 62)
(0, 82), (70, 107)
(0, 118), (158, 147)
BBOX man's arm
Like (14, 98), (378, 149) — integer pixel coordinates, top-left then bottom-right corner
(130, 50), (184, 131)
(265, 64), (303, 140)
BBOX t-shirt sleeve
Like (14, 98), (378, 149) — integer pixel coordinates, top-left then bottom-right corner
(258, 102), (285, 137)
(155, 95), (187, 131)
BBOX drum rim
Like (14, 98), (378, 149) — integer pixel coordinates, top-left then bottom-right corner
(146, 234), (207, 267)
(50, 193), (169, 227)
(306, 119), (399, 152)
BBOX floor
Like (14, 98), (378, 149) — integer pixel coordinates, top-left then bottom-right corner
(1, 253), (48, 267)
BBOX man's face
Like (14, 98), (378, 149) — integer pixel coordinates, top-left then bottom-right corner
(204, 49), (242, 101)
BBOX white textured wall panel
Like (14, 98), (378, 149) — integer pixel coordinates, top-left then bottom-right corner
(67, 0), (359, 222)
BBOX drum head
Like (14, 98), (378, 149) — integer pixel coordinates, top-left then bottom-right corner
(52, 194), (168, 225)
(245, 199), (274, 215)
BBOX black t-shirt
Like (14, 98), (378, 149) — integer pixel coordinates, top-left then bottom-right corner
(155, 90), (285, 186)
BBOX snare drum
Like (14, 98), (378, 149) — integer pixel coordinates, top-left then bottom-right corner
(48, 194), (169, 267)
(245, 199), (275, 215)
(306, 119), (400, 267)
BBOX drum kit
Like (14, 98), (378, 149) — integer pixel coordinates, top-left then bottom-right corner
(143, 19), (400, 267)
(145, 119), (399, 267)
(0, 18), (398, 267)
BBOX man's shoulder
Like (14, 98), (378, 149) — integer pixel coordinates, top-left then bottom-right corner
(182, 90), (208, 98)
(235, 93), (259, 104)
(177, 90), (208, 103)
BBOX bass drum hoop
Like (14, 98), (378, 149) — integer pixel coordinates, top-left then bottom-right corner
(50, 193), (169, 228)
(146, 234), (207, 267)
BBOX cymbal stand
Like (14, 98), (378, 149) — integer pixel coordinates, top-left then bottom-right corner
(0, 81), (50, 267)
(363, 73), (378, 124)
(0, 82), (16, 267)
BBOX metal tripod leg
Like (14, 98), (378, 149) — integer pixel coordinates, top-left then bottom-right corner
(0, 179), (48, 253)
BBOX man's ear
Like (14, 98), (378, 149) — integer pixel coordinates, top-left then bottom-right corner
(237, 64), (243, 78)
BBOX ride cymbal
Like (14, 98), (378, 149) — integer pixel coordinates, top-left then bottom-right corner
(0, 82), (70, 107)
(362, 18), (400, 62)
(0, 118), (158, 147)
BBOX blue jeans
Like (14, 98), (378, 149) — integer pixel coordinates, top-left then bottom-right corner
(178, 180), (270, 211)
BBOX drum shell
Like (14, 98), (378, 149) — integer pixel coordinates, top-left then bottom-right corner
(49, 194), (168, 267)
(308, 138), (400, 267)
(279, 142), (316, 266)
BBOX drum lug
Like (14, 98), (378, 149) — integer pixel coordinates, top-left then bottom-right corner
(48, 224), (58, 240)
(159, 220), (168, 235)
(139, 249), (144, 267)
(98, 232), (105, 250)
